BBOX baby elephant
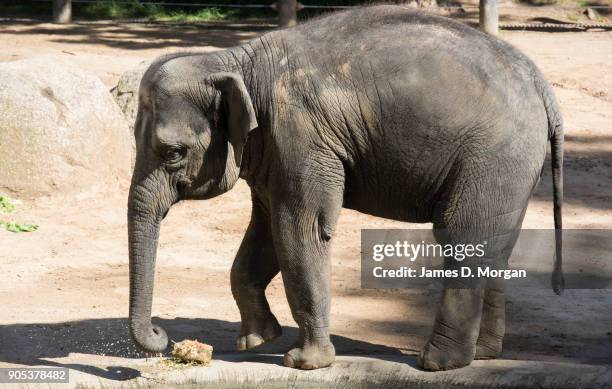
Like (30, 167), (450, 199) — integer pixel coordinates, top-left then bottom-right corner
(127, 5), (563, 371)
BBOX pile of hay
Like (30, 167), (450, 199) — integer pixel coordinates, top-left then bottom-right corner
(171, 339), (213, 365)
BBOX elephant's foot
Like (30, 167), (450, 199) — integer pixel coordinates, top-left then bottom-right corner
(474, 323), (503, 359)
(236, 314), (282, 351)
(475, 336), (502, 360)
(283, 341), (335, 370)
(418, 336), (476, 371)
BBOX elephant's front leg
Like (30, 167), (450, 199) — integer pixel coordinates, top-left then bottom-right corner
(270, 166), (344, 370)
(231, 195), (282, 351)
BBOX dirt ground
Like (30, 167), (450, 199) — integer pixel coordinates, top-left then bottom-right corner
(0, 13), (611, 380)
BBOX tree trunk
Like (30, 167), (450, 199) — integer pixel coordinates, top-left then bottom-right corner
(53, 0), (72, 24)
(479, 0), (498, 35)
(277, 0), (298, 28)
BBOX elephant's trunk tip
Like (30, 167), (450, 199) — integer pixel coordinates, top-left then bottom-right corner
(129, 319), (169, 353)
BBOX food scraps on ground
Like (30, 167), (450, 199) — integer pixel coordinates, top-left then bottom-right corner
(171, 339), (213, 365)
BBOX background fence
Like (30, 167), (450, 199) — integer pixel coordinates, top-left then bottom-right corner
(2, 0), (611, 31)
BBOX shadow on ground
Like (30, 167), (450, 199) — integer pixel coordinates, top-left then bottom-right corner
(0, 317), (403, 381)
(0, 20), (274, 50)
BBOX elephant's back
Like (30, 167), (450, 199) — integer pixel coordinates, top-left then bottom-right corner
(282, 4), (536, 78)
(270, 5), (546, 139)
(267, 6), (550, 221)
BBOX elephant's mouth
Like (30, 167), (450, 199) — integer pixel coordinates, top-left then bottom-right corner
(176, 177), (192, 197)
(178, 178), (218, 200)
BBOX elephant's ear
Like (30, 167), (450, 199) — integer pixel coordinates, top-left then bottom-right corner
(210, 72), (258, 167)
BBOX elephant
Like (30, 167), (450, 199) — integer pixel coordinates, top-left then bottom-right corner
(127, 5), (564, 371)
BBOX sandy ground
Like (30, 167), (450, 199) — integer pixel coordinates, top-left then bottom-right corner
(0, 15), (611, 381)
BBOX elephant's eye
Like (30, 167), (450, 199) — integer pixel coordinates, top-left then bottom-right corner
(163, 147), (184, 164)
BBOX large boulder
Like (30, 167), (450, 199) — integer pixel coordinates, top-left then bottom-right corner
(111, 60), (151, 134)
(0, 58), (132, 198)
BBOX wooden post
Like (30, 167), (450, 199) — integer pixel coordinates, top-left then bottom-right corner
(479, 0), (498, 35)
(53, 0), (72, 24)
(277, 0), (298, 28)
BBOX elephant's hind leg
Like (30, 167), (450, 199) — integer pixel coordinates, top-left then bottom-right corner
(420, 230), (521, 369)
(475, 213), (524, 359)
(475, 287), (505, 359)
(231, 193), (282, 351)
(419, 162), (534, 371)
(419, 286), (485, 371)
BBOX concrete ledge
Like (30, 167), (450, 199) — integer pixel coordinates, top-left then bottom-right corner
(6, 354), (612, 389)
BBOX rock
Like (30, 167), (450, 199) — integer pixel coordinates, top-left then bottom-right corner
(0, 58), (132, 198)
(111, 60), (151, 135)
(111, 60), (151, 163)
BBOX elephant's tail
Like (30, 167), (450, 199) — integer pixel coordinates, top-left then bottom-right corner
(537, 74), (564, 295)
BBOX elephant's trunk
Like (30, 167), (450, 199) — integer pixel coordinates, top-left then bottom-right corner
(127, 170), (175, 353)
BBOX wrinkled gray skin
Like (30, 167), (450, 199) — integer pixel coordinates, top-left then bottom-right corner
(128, 5), (564, 371)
